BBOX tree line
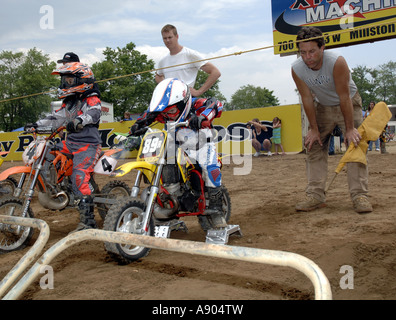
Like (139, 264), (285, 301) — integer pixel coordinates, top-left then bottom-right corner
(0, 43), (394, 132)
(351, 62), (396, 109)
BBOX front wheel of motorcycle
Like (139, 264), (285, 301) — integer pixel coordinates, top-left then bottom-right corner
(0, 177), (18, 198)
(97, 180), (131, 220)
(103, 199), (154, 264)
(0, 197), (34, 253)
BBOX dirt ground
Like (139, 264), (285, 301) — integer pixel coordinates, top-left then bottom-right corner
(1, 141), (395, 301)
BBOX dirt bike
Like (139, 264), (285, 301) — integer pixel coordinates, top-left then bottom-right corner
(0, 152), (18, 198)
(0, 126), (130, 253)
(103, 121), (241, 264)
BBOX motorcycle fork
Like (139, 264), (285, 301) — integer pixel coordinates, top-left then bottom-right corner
(9, 142), (48, 235)
(131, 171), (143, 198)
(13, 173), (27, 198)
(141, 152), (167, 234)
(22, 142), (50, 218)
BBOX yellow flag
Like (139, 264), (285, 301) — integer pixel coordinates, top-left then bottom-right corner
(335, 102), (392, 173)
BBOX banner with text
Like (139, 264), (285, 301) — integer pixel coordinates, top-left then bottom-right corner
(272, 0), (396, 55)
(0, 104), (303, 162)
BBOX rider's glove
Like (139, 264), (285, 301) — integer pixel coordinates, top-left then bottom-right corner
(66, 118), (83, 133)
(188, 115), (205, 131)
(24, 123), (37, 132)
(129, 123), (139, 135)
(126, 136), (142, 151)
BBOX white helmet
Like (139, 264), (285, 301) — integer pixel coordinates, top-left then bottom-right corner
(148, 78), (192, 123)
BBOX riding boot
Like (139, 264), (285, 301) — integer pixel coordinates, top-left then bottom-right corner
(71, 195), (97, 233)
(207, 187), (227, 228)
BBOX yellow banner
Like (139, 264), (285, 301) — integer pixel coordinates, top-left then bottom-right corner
(272, 0), (396, 55)
(0, 104), (303, 162)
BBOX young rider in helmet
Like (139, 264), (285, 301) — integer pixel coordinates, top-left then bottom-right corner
(26, 62), (102, 232)
(130, 78), (227, 228)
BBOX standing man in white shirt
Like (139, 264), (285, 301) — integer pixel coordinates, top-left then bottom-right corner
(155, 24), (221, 97)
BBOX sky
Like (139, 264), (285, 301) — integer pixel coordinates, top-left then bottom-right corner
(1, 0), (395, 106)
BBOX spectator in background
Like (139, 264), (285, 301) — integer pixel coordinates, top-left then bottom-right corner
(120, 111), (133, 122)
(272, 117), (286, 155)
(364, 101), (380, 151)
(248, 118), (272, 157)
(379, 125), (389, 154)
(328, 125), (343, 155)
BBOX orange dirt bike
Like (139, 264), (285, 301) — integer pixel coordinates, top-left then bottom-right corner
(0, 126), (130, 253)
(103, 121), (241, 264)
(0, 152), (18, 198)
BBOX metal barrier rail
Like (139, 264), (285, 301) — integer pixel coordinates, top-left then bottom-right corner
(1, 217), (332, 300)
(0, 215), (50, 299)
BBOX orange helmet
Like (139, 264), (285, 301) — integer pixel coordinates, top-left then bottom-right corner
(52, 62), (95, 99)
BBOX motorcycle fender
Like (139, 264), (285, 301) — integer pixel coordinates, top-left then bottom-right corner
(103, 148), (122, 157)
(0, 166), (46, 191)
(111, 161), (156, 179)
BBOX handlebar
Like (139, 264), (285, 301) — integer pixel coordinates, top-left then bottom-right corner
(176, 121), (189, 128)
(132, 127), (149, 136)
(22, 126), (66, 138)
(130, 120), (189, 137)
(50, 126), (66, 139)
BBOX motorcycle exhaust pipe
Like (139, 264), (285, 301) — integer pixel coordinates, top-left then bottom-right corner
(141, 187), (179, 219)
(38, 191), (69, 210)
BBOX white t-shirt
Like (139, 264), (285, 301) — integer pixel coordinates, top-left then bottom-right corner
(156, 47), (207, 87)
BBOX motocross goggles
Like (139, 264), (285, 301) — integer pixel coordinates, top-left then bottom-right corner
(60, 75), (78, 89)
(162, 104), (181, 120)
(60, 75), (95, 89)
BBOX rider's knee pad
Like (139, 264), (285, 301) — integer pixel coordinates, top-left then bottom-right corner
(206, 164), (222, 188)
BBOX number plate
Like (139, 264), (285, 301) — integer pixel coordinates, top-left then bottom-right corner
(138, 131), (166, 160)
(93, 155), (118, 175)
(154, 225), (170, 238)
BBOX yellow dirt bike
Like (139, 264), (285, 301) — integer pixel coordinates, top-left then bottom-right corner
(104, 121), (241, 264)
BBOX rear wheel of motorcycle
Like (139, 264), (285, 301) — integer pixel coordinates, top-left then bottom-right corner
(97, 180), (131, 220)
(0, 177), (18, 198)
(198, 186), (232, 231)
(103, 199), (153, 264)
(0, 197), (34, 253)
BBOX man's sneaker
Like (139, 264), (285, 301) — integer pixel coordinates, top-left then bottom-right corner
(253, 152), (260, 157)
(353, 196), (373, 214)
(295, 195), (326, 212)
(267, 151), (273, 157)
